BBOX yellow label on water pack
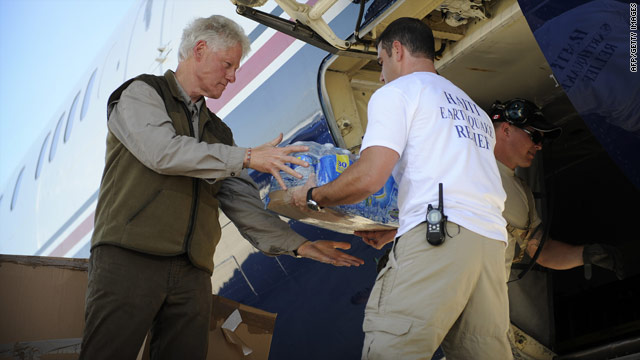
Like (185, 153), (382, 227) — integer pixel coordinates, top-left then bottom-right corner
(336, 154), (349, 173)
(374, 188), (386, 200)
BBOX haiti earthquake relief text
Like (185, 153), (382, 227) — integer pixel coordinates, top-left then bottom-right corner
(440, 91), (494, 150)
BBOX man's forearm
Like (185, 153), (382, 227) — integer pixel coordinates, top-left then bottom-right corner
(218, 174), (307, 255)
(312, 146), (398, 207)
(527, 238), (583, 270)
(312, 161), (381, 207)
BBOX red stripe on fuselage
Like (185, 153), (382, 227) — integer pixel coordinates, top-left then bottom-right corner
(50, 210), (95, 257)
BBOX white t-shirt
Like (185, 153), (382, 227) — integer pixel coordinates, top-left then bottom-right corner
(361, 72), (507, 242)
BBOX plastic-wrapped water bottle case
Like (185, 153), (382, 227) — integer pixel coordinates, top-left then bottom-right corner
(265, 141), (399, 225)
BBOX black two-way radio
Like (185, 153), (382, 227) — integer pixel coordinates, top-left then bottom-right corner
(426, 183), (447, 246)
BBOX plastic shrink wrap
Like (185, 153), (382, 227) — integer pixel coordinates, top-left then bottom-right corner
(265, 142), (399, 226)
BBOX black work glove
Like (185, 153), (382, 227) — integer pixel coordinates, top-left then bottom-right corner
(582, 244), (625, 280)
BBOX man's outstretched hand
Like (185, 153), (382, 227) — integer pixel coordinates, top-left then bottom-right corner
(295, 240), (364, 267)
(248, 133), (309, 189)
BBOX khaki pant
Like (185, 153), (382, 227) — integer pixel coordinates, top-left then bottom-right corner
(509, 324), (555, 360)
(80, 245), (212, 360)
(361, 222), (512, 360)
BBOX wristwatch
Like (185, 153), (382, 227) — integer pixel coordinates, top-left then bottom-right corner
(306, 187), (321, 211)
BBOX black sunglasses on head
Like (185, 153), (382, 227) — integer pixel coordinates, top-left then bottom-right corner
(521, 128), (544, 145)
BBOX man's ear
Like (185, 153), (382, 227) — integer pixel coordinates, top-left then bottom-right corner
(495, 122), (510, 140)
(392, 40), (404, 61)
(501, 122), (510, 136)
(193, 40), (207, 61)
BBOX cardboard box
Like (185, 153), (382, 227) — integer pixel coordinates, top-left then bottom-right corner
(209, 295), (276, 360)
(267, 189), (397, 234)
(142, 295), (276, 360)
(0, 255), (87, 360)
(0, 255), (276, 360)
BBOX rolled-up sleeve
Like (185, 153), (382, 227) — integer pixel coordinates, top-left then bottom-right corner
(108, 80), (246, 179)
(217, 171), (307, 256)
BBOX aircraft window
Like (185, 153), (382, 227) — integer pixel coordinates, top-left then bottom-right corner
(80, 69), (97, 120)
(10, 166), (25, 211)
(143, 0), (153, 31)
(49, 112), (65, 162)
(35, 132), (51, 180)
(64, 92), (81, 143)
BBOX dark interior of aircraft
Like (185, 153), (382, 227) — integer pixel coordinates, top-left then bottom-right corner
(542, 95), (640, 356)
(508, 94), (640, 358)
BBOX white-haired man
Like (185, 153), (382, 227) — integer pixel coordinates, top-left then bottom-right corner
(79, 15), (363, 360)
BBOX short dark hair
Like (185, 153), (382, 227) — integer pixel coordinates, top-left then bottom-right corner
(376, 17), (435, 60)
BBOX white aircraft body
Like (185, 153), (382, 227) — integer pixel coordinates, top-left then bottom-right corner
(1, 0), (639, 358)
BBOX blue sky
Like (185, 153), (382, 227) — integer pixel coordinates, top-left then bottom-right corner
(0, 0), (136, 190)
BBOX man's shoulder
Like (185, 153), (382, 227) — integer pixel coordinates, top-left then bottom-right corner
(112, 74), (164, 96)
(392, 71), (438, 85)
(513, 173), (533, 193)
(389, 72), (456, 98)
(132, 74), (169, 91)
(374, 73), (429, 98)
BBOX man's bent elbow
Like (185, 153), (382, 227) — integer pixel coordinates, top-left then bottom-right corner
(360, 172), (388, 196)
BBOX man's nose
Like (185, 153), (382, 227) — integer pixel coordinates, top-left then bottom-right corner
(227, 69), (236, 84)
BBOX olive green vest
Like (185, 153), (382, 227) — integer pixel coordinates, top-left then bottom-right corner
(92, 70), (234, 273)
